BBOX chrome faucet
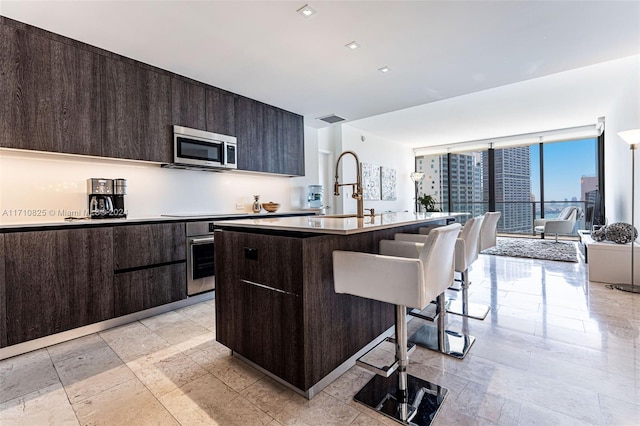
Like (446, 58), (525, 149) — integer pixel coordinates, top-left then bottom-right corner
(334, 150), (364, 218)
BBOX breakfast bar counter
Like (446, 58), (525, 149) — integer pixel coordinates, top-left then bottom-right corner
(213, 212), (460, 398)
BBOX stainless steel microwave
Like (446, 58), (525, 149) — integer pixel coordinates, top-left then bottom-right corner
(172, 125), (237, 170)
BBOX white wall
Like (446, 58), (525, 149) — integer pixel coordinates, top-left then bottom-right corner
(604, 62), (640, 223)
(332, 124), (414, 215)
(289, 125), (320, 210)
(0, 149), (294, 224)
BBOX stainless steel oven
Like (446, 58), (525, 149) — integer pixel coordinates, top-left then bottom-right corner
(186, 221), (216, 295)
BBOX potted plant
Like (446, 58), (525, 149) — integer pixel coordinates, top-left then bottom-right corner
(417, 194), (441, 212)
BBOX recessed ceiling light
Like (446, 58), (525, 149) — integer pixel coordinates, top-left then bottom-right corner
(345, 41), (360, 50)
(378, 66), (391, 73)
(297, 4), (317, 18)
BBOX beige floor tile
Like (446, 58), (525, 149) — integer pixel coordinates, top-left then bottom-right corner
(349, 412), (388, 425)
(47, 333), (108, 365)
(99, 321), (171, 363)
(159, 373), (255, 425)
(598, 394), (640, 425)
(140, 311), (187, 331)
(242, 376), (360, 425)
(53, 345), (136, 404)
(322, 366), (374, 403)
(183, 337), (232, 366)
(517, 401), (596, 426)
(73, 377), (179, 426)
(126, 346), (209, 397)
(0, 383), (79, 426)
(154, 320), (211, 349)
(0, 349), (60, 404)
(203, 355), (265, 392)
(176, 301), (216, 331)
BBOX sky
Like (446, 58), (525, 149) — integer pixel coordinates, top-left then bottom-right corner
(530, 138), (597, 202)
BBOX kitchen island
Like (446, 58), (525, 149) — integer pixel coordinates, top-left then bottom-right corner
(213, 212), (460, 398)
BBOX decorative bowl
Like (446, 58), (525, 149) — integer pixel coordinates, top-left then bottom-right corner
(262, 202), (281, 213)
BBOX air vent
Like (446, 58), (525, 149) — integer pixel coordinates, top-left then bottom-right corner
(317, 114), (346, 124)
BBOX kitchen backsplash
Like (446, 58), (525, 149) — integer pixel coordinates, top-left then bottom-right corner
(0, 149), (294, 224)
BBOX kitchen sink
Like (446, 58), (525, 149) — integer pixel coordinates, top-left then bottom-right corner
(316, 214), (359, 218)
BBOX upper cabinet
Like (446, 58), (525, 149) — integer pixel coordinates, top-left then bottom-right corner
(171, 77), (206, 130)
(102, 58), (172, 163)
(206, 87), (236, 136)
(0, 18), (305, 176)
(0, 25), (103, 156)
(235, 96), (305, 176)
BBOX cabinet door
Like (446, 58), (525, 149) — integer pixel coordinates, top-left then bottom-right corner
(0, 25), (103, 155)
(215, 231), (304, 388)
(4, 228), (114, 345)
(280, 110), (305, 176)
(0, 26), (55, 151)
(171, 77), (206, 130)
(50, 39), (103, 156)
(103, 58), (172, 162)
(205, 87), (235, 136)
(114, 263), (186, 317)
(235, 96), (270, 172)
(113, 223), (186, 270)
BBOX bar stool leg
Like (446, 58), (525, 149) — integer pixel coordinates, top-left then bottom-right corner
(353, 304), (450, 425)
(407, 293), (476, 359)
(446, 270), (490, 320)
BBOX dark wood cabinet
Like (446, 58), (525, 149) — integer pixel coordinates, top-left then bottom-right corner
(50, 38), (103, 156)
(113, 223), (186, 270)
(234, 96), (304, 176)
(215, 223), (427, 393)
(235, 96), (265, 172)
(215, 231), (304, 388)
(113, 223), (187, 316)
(114, 263), (186, 316)
(206, 87), (236, 136)
(0, 234), (6, 348)
(1, 17), (305, 174)
(171, 77), (206, 130)
(103, 58), (172, 162)
(280, 109), (305, 176)
(0, 26), (54, 152)
(4, 228), (114, 345)
(0, 25), (103, 155)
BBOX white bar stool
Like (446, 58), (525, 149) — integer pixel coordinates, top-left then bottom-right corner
(479, 212), (501, 251)
(333, 223), (461, 426)
(396, 215), (490, 321)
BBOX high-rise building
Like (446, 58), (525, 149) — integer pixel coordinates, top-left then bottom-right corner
(581, 175), (598, 200)
(483, 147), (532, 233)
(416, 153), (483, 217)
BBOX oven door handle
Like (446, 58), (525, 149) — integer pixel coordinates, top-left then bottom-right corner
(189, 236), (215, 245)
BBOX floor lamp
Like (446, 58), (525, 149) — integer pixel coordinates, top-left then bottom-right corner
(410, 172), (425, 213)
(613, 129), (640, 294)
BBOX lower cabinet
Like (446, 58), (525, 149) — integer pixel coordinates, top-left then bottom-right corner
(4, 228), (114, 345)
(114, 263), (186, 317)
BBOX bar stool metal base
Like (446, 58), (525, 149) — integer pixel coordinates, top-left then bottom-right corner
(446, 300), (490, 320)
(354, 371), (448, 426)
(445, 270), (490, 320)
(409, 323), (475, 360)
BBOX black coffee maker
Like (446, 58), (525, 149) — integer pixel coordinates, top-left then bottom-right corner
(87, 178), (127, 219)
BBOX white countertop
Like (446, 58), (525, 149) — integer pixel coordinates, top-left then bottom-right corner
(0, 211), (312, 231)
(214, 212), (464, 235)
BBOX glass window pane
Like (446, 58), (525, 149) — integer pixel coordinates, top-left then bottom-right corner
(542, 138), (597, 233)
(493, 146), (533, 234)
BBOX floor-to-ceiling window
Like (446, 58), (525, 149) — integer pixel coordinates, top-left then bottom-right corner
(415, 136), (601, 238)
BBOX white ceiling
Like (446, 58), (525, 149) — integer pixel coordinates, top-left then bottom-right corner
(2, 1), (639, 142)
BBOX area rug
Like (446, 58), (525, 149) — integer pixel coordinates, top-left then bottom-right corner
(481, 237), (578, 263)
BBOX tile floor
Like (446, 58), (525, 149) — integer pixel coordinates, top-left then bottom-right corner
(2, 251), (640, 425)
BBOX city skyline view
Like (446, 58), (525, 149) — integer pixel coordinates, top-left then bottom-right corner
(416, 137), (598, 234)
